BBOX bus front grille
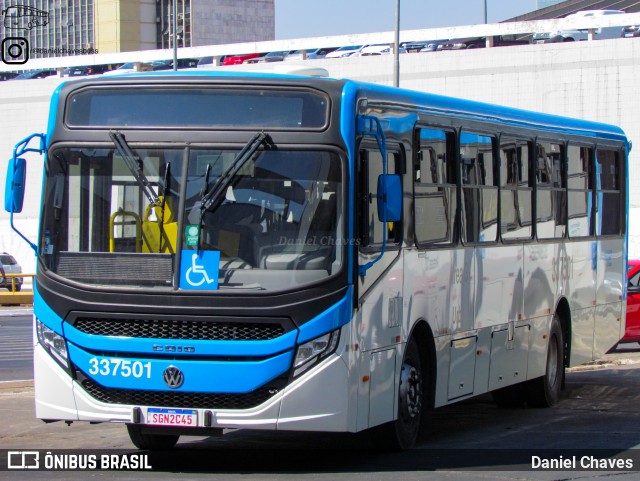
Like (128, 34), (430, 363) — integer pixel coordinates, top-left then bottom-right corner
(80, 378), (280, 409)
(72, 317), (286, 341)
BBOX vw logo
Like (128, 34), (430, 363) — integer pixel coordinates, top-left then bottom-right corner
(163, 366), (184, 389)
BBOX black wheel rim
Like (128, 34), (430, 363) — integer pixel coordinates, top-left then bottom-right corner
(399, 360), (422, 423)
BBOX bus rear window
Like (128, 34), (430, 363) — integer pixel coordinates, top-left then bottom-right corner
(65, 87), (329, 130)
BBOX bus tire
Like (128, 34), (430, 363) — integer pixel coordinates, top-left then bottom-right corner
(371, 337), (423, 450)
(524, 315), (564, 407)
(126, 424), (180, 450)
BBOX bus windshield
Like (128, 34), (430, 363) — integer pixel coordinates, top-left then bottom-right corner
(40, 145), (343, 291)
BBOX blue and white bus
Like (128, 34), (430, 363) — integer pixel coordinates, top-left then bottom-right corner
(5, 70), (629, 450)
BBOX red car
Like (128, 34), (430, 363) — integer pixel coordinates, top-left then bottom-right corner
(222, 53), (260, 66)
(624, 259), (640, 343)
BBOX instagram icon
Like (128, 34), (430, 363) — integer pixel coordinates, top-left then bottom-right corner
(2, 37), (29, 64)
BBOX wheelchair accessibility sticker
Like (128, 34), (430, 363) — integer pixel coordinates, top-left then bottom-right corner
(180, 250), (220, 290)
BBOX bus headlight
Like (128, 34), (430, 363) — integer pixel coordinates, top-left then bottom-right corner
(36, 319), (69, 368)
(293, 329), (340, 378)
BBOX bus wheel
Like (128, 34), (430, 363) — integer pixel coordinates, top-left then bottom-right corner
(525, 315), (564, 407)
(126, 424), (180, 450)
(372, 337), (423, 450)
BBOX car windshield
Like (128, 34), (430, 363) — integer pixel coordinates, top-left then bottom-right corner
(40, 145), (343, 292)
(0, 255), (16, 265)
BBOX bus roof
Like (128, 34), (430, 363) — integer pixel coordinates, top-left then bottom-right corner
(345, 79), (628, 144)
(55, 70), (627, 144)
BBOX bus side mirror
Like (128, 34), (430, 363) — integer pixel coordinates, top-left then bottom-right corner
(5, 157), (27, 213)
(377, 174), (402, 223)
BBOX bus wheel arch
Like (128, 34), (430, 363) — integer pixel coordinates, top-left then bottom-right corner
(524, 301), (570, 408)
(410, 319), (437, 430)
(555, 297), (572, 371)
(370, 320), (435, 450)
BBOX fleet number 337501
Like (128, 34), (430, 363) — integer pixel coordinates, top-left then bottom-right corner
(88, 358), (152, 378)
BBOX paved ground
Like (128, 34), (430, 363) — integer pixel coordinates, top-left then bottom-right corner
(2, 307), (640, 479)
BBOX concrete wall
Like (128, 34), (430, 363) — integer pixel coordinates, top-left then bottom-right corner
(2, 38), (640, 274)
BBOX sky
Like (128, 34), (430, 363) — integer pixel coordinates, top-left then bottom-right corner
(274, 0), (539, 39)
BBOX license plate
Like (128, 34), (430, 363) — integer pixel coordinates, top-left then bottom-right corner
(146, 408), (198, 427)
(625, 33), (635, 38)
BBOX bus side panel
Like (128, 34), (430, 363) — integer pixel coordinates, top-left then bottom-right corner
(524, 243), (560, 379)
(565, 240), (597, 364)
(355, 251), (404, 429)
(475, 244), (524, 329)
(476, 244), (527, 392)
(593, 237), (625, 358)
(403, 247), (476, 407)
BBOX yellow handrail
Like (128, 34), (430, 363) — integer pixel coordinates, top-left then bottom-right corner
(109, 209), (142, 253)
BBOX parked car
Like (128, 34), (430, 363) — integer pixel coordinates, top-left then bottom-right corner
(244, 53), (268, 63)
(63, 64), (116, 76)
(404, 40), (436, 52)
(9, 69), (57, 80)
(419, 40), (449, 52)
(437, 35), (529, 51)
(357, 44), (407, 56)
(260, 50), (295, 62)
(102, 62), (152, 75)
(532, 10), (626, 43)
(0, 72), (19, 81)
(306, 47), (339, 59)
(197, 56), (214, 67)
(624, 259), (640, 344)
(325, 45), (366, 58)
(63, 66), (89, 76)
(222, 53), (260, 66)
(283, 50), (312, 61)
(150, 58), (199, 70)
(0, 252), (22, 292)
(622, 25), (640, 37)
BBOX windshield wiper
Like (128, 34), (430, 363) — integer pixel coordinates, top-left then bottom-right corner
(197, 131), (274, 251)
(109, 131), (161, 206)
(200, 131), (274, 213)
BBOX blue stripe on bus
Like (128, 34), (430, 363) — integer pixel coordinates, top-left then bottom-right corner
(341, 81), (358, 284)
(33, 284), (64, 336)
(68, 343), (292, 393)
(297, 288), (352, 344)
(63, 322), (298, 357)
(47, 84), (63, 142)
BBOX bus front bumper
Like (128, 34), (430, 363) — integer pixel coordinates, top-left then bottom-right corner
(34, 342), (354, 433)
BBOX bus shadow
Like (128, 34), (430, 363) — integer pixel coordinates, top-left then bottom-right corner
(141, 372), (640, 473)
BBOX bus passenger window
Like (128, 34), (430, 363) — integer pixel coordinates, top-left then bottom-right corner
(567, 144), (594, 238)
(596, 149), (622, 236)
(413, 127), (456, 246)
(500, 138), (532, 240)
(536, 142), (565, 240)
(460, 131), (497, 244)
